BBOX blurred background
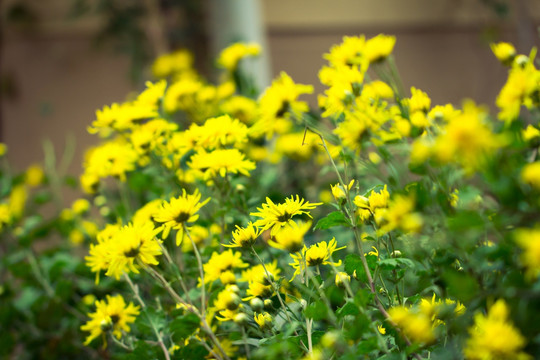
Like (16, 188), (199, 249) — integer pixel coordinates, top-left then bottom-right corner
(1, 0), (539, 174)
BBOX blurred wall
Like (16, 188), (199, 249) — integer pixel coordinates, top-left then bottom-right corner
(1, 0), (539, 176)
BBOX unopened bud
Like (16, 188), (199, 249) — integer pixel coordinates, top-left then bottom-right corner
(335, 272), (351, 289)
(250, 297), (264, 312)
(234, 313), (249, 326)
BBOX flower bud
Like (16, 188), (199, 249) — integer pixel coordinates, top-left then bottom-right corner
(335, 272), (351, 289)
(250, 297), (264, 312)
(234, 313), (249, 326)
(264, 299), (274, 309)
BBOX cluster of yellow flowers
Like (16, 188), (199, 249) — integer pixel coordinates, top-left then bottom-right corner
(75, 35), (540, 360)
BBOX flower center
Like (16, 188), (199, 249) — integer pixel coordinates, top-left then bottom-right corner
(277, 211), (291, 222)
(176, 212), (191, 223)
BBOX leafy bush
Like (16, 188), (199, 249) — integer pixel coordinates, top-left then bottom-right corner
(2, 35), (540, 359)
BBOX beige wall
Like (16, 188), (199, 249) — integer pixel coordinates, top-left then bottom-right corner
(1, 0), (539, 176)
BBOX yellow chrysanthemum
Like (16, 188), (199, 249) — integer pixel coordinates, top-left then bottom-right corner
(203, 249), (248, 285)
(153, 189), (210, 245)
(289, 238), (346, 281)
(217, 42), (261, 72)
(491, 42), (516, 65)
(254, 312), (273, 329)
(188, 149), (256, 180)
(268, 221), (311, 253)
(240, 260), (281, 284)
(514, 228), (540, 279)
(521, 162), (540, 190)
(105, 222), (163, 280)
(80, 294), (140, 346)
(225, 222), (262, 248)
(388, 305), (435, 345)
(251, 195), (322, 236)
(464, 300), (530, 360)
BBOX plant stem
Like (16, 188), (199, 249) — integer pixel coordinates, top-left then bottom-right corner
(241, 326), (251, 358)
(124, 273), (171, 360)
(184, 225), (207, 314)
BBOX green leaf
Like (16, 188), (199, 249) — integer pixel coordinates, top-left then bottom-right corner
(169, 313), (200, 342)
(447, 211), (484, 231)
(304, 300), (327, 320)
(336, 301), (360, 318)
(442, 269), (479, 302)
(378, 258), (414, 271)
(344, 254), (363, 276)
(314, 211), (350, 230)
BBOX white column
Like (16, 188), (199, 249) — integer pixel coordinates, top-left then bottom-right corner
(207, 0), (272, 91)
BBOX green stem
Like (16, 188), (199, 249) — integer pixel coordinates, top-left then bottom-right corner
(124, 273), (171, 360)
(183, 225), (206, 314)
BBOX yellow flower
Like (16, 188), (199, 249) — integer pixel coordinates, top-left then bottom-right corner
(186, 114), (249, 150)
(433, 100), (501, 173)
(331, 180), (354, 203)
(152, 49), (194, 78)
(324, 35), (367, 67)
(225, 222), (261, 248)
(252, 72), (313, 138)
(374, 195), (423, 235)
(243, 281), (273, 301)
(521, 162), (540, 190)
(514, 228), (540, 279)
(217, 42), (261, 72)
(335, 271), (350, 288)
(220, 96), (258, 125)
(377, 324), (386, 335)
(251, 195), (322, 236)
(8, 185), (27, 220)
(69, 229), (85, 245)
(491, 42), (516, 65)
(364, 34), (396, 63)
(388, 305), (435, 344)
(406, 87), (431, 114)
(240, 261), (281, 284)
(105, 222), (163, 280)
(254, 312), (273, 329)
(72, 198), (90, 215)
(203, 249), (248, 285)
(0, 143), (7, 156)
(81, 294), (140, 346)
(368, 185), (390, 212)
(82, 140), (138, 182)
(213, 286), (242, 311)
(188, 149), (256, 180)
(268, 221), (311, 253)
(25, 164), (44, 187)
(153, 189), (210, 245)
(132, 199), (162, 226)
(522, 125), (540, 142)
(464, 300), (530, 360)
(289, 238), (346, 281)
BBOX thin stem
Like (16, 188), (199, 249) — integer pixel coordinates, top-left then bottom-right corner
(306, 318), (313, 355)
(241, 326), (251, 358)
(184, 225), (206, 314)
(250, 246), (297, 324)
(156, 240), (193, 305)
(111, 335), (134, 351)
(124, 273), (171, 360)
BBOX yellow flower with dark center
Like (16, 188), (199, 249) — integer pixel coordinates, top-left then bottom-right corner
(251, 72), (313, 138)
(268, 221), (311, 253)
(80, 294), (140, 346)
(289, 238), (346, 281)
(105, 222), (163, 280)
(188, 149), (256, 180)
(251, 195), (322, 236)
(217, 42), (261, 72)
(225, 222), (261, 248)
(203, 249), (248, 285)
(464, 300), (530, 360)
(153, 189), (210, 245)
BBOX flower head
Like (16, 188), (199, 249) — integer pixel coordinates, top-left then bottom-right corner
(153, 189), (210, 245)
(225, 222), (262, 248)
(268, 221), (311, 252)
(217, 42), (261, 72)
(203, 249), (248, 285)
(104, 222), (163, 280)
(251, 195), (322, 236)
(289, 238), (346, 281)
(464, 300), (530, 360)
(80, 294), (140, 345)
